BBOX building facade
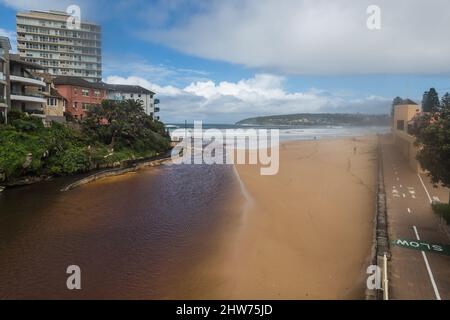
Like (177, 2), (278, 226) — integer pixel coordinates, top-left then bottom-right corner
(53, 76), (106, 120)
(16, 10), (102, 82)
(392, 99), (423, 173)
(106, 84), (160, 118)
(39, 73), (67, 122)
(0, 36), (11, 124)
(9, 54), (47, 117)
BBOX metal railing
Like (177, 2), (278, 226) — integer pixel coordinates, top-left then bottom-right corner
(382, 253), (389, 300)
(11, 91), (45, 98)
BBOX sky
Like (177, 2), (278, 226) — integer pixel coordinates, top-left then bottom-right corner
(1, 0), (450, 123)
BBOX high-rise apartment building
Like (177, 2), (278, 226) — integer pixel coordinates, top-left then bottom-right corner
(16, 10), (102, 82)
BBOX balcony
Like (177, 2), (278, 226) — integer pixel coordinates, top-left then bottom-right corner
(11, 92), (46, 104)
(0, 96), (7, 108)
(0, 72), (5, 82)
(10, 75), (46, 87)
(154, 98), (160, 105)
(155, 107), (160, 113)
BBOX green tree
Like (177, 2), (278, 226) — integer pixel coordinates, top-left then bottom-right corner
(441, 92), (450, 112)
(391, 96), (403, 117)
(82, 99), (169, 153)
(422, 88), (441, 113)
(414, 111), (450, 203)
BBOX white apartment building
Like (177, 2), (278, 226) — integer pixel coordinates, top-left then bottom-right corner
(106, 84), (160, 119)
(16, 10), (102, 82)
(9, 54), (47, 117)
(0, 36), (11, 123)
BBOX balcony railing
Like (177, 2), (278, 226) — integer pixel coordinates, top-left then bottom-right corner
(154, 99), (160, 105)
(155, 107), (160, 113)
(11, 91), (44, 98)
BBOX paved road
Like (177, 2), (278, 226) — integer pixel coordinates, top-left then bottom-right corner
(381, 136), (450, 300)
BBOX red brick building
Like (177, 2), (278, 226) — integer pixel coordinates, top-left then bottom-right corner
(53, 76), (107, 120)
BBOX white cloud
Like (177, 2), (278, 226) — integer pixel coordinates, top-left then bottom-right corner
(0, 0), (77, 11)
(144, 0), (450, 75)
(103, 54), (210, 86)
(105, 74), (391, 123)
(105, 75), (183, 96)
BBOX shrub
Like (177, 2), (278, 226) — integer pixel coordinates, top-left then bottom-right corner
(432, 202), (450, 225)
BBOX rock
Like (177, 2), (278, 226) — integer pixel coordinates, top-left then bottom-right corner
(0, 186), (5, 193)
(22, 153), (33, 169)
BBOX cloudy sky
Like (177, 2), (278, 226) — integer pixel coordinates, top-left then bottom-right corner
(1, 0), (450, 123)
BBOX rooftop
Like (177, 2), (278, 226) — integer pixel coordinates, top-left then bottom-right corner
(53, 76), (107, 89)
(17, 10), (100, 27)
(106, 84), (155, 95)
(399, 98), (418, 106)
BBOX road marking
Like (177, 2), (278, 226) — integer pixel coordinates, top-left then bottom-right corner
(413, 226), (441, 300)
(397, 177), (400, 181)
(403, 193), (406, 198)
(400, 184), (403, 188)
(407, 208), (412, 214)
(433, 196), (441, 203)
(418, 174), (433, 204)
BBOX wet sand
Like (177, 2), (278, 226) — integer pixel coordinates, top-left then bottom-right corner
(218, 137), (378, 299)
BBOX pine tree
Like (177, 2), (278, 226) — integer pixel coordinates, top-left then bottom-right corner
(422, 88), (440, 113)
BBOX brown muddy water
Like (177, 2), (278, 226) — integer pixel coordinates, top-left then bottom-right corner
(0, 163), (244, 299)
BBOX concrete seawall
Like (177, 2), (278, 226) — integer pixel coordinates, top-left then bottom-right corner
(366, 137), (390, 300)
(61, 155), (172, 192)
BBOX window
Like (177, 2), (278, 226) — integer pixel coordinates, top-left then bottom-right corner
(74, 88), (78, 95)
(130, 94), (134, 98)
(82, 103), (91, 111)
(74, 102), (78, 109)
(94, 90), (101, 97)
(82, 89), (89, 97)
(47, 98), (56, 106)
(397, 120), (405, 131)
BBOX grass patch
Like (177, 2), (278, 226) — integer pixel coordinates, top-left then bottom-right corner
(432, 202), (450, 225)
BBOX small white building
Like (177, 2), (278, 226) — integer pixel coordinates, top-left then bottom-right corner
(106, 84), (160, 119)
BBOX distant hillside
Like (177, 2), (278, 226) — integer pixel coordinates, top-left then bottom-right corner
(236, 113), (390, 126)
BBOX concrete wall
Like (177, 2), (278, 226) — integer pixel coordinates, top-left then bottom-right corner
(393, 104), (423, 173)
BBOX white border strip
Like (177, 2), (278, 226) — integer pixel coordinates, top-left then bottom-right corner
(413, 226), (441, 300)
(417, 174), (433, 204)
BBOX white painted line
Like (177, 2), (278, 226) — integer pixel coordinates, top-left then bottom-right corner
(397, 177), (400, 181)
(418, 174), (433, 204)
(400, 184), (403, 188)
(407, 208), (412, 214)
(413, 226), (420, 240)
(412, 195), (416, 199)
(403, 193), (406, 198)
(433, 196), (441, 203)
(412, 226), (441, 300)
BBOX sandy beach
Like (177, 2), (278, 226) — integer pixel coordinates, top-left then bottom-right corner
(215, 137), (378, 299)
